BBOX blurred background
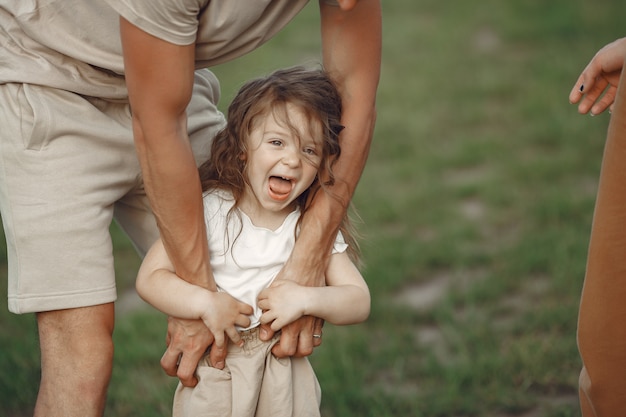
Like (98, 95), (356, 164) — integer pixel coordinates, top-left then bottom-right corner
(1, 0), (624, 415)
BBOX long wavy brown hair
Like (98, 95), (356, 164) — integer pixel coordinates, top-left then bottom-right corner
(198, 66), (360, 263)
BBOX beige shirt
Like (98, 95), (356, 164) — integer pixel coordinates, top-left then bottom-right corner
(0, 0), (319, 99)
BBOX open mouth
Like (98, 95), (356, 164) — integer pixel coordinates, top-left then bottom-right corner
(268, 176), (293, 201)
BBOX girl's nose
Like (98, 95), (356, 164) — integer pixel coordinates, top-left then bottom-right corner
(282, 150), (301, 167)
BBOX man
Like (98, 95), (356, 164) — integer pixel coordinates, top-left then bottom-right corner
(0, 0), (381, 415)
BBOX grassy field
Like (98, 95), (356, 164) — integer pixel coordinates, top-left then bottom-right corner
(1, 0), (624, 415)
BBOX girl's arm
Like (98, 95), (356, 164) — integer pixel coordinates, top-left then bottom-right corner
(258, 251), (370, 330)
(136, 239), (253, 348)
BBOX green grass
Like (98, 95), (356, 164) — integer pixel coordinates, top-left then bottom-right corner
(1, 0), (624, 415)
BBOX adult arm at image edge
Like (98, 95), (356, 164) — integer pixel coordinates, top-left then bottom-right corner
(119, 18), (227, 385)
(267, 0), (382, 357)
(569, 37), (626, 417)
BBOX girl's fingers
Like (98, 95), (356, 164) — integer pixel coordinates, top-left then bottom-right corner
(236, 313), (251, 329)
(226, 327), (242, 346)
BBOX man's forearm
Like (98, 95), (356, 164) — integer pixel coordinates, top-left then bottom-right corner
(121, 17), (216, 291)
(289, 190), (344, 288)
(288, 98), (376, 288)
(135, 126), (216, 291)
(285, 0), (381, 288)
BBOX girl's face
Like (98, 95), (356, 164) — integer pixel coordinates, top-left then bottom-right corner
(241, 103), (322, 220)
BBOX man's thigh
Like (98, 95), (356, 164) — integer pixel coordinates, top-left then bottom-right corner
(0, 83), (138, 314)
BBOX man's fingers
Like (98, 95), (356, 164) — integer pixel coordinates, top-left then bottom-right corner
(272, 323), (298, 358)
(160, 347), (182, 377)
(259, 322), (275, 341)
(313, 318), (325, 348)
(176, 350), (202, 387)
(270, 316), (323, 358)
(294, 317), (315, 358)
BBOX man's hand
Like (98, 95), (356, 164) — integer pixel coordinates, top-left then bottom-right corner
(161, 317), (213, 387)
(259, 315), (324, 358)
(161, 315), (247, 387)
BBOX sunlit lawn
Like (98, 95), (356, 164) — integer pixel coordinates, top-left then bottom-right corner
(1, 0), (622, 415)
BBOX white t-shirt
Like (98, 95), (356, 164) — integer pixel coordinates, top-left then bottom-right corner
(204, 190), (347, 329)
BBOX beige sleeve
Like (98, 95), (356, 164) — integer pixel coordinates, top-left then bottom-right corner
(105, 0), (204, 45)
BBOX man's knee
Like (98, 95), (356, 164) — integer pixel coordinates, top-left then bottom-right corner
(37, 304), (115, 372)
(35, 304), (115, 416)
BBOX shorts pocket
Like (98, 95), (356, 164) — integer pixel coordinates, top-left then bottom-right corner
(174, 358), (233, 417)
(18, 84), (52, 151)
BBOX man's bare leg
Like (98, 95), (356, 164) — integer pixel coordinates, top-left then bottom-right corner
(34, 303), (115, 417)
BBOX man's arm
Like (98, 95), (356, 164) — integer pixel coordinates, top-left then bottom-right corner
(119, 18), (226, 386)
(120, 18), (212, 289)
(267, 0), (382, 357)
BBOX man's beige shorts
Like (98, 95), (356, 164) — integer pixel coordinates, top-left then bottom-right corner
(0, 69), (224, 314)
(173, 328), (322, 417)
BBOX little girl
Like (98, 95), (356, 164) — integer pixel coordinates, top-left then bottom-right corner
(136, 66), (370, 417)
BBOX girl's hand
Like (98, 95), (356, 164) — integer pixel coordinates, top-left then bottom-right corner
(200, 290), (253, 349)
(569, 37), (626, 115)
(258, 280), (308, 331)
